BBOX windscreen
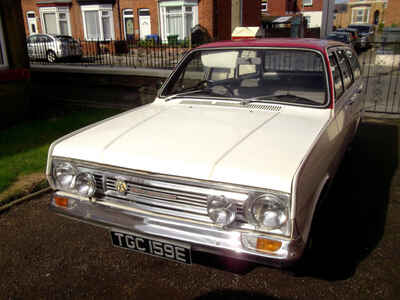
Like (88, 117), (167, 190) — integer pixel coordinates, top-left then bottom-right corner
(162, 48), (327, 106)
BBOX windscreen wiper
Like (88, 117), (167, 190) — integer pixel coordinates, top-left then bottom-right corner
(241, 93), (320, 106)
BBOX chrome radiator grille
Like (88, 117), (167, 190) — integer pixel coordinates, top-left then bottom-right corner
(92, 172), (247, 224)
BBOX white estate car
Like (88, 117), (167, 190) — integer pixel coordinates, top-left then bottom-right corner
(47, 39), (363, 267)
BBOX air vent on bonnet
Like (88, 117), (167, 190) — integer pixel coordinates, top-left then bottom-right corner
(180, 100), (282, 112)
(247, 104), (281, 111)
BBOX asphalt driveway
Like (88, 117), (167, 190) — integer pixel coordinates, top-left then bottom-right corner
(1, 119), (400, 299)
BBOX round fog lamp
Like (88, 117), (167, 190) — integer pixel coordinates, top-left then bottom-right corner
(207, 195), (237, 226)
(75, 173), (96, 197)
(54, 162), (77, 189)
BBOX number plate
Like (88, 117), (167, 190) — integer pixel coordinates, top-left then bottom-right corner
(110, 230), (192, 264)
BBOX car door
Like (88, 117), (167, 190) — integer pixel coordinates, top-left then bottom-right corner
(344, 47), (364, 137)
(328, 48), (354, 149)
(43, 35), (55, 54)
(335, 48), (358, 145)
(328, 49), (347, 150)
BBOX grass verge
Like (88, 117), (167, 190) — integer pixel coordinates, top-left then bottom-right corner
(0, 107), (123, 206)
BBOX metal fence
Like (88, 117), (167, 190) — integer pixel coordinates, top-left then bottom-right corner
(28, 38), (191, 69)
(359, 41), (400, 114)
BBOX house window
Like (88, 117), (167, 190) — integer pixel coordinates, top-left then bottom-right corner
(160, 1), (198, 42)
(0, 14), (8, 70)
(27, 11), (38, 34)
(352, 7), (370, 24)
(123, 9), (134, 40)
(303, 0), (313, 6)
(81, 4), (114, 40)
(40, 7), (71, 35)
(261, 1), (268, 12)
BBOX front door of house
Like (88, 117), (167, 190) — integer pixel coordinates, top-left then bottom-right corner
(139, 8), (151, 39)
(27, 11), (38, 34)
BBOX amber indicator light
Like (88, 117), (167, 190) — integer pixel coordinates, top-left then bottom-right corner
(54, 196), (69, 208)
(256, 237), (282, 252)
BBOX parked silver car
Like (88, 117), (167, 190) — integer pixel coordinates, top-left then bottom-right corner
(27, 34), (82, 63)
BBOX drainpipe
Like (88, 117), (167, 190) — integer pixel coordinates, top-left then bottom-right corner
(117, 0), (122, 40)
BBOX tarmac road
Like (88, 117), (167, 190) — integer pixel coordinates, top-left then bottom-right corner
(1, 120), (400, 300)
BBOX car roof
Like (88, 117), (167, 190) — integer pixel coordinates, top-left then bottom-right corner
(337, 28), (357, 32)
(196, 38), (342, 52)
(349, 24), (373, 28)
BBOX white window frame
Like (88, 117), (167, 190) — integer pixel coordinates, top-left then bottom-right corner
(261, 1), (268, 12)
(303, 0), (313, 7)
(0, 14), (8, 70)
(351, 7), (370, 24)
(159, 0), (198, 42)
(26, 11), (38, 35)
(39, 7), (72, 36)
(123, 8), (134, 40)
(81, 4), (115, 41)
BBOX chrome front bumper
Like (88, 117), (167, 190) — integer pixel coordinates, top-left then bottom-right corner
(50, 192), (305, 268)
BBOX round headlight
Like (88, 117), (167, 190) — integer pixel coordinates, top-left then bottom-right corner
(54, 162), (77, 189)
(207, 195), (237, 226)
(75, 173), (96, 197)
(245, 194), (288, 229)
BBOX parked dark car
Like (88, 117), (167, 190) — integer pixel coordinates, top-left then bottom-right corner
(336, 28), (361, 52)
(326, 32), (355, 48)
(27, 34), (82, 63)
(348, 24), (375, 48)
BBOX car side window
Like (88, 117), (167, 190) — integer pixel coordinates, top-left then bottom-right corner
(44, 36), (53, 43)
(36, 36), (45, 43)
(345, 49), (361, 81)
(336, 50), (353, 89)
(329, 53), (344, 100)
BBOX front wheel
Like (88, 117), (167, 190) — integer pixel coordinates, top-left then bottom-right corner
(46, 50), (57, 63)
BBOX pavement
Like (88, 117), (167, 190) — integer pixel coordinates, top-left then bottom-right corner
(0, 119), (400, 299)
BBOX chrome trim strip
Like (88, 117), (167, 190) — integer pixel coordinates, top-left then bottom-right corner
(54, 157), (288, 196)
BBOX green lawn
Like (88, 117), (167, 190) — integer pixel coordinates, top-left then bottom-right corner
(0, 108), (123, 195)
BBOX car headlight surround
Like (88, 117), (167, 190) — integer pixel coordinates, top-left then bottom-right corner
(207, 195), (237, 226)
(75, 172), (96, 197)
(54, 161), (77, 190)
(244, 193), (289, 230)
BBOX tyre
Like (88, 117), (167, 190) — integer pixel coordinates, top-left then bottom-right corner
(46, 50), (57, 63)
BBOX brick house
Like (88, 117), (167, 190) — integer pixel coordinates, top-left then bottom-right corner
(20, 0), (261, 42)
(261, 0), (324, 28)
(385, 0), (400, 27)
(334, 0), (387, 29)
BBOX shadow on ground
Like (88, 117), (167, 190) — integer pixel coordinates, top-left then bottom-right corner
(295, 120), (398, 280)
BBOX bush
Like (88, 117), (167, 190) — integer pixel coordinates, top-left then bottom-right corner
(138, 39), (155, 47)
(378, 23), (384, 32)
